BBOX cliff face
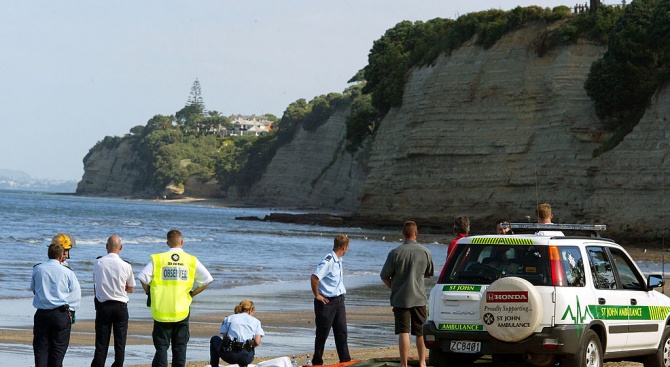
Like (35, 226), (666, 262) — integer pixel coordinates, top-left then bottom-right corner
(76, 140), (142, 196)
(77, 22), (670, 242)
(239, 108), (369, 212)
(353, 23), (670, 241)
(584, 85), (670, 242)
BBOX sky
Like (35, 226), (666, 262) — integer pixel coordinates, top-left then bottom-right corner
(0, 0), (570, 181)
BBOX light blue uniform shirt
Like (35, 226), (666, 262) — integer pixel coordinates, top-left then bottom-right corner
(31, 259), (81, 310)
(313, 251), (346, 297)
(219, 312), (265, 342)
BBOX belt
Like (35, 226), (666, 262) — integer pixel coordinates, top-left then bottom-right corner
(100, 300), (127, 305)
(222, 337), (255, 352)
(37, 304), (70, 312)
(325, 294), (344, 300)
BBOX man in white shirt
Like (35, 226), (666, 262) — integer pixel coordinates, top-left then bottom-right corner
(535, 203), (565, 236)
(91, 235), (136, 367)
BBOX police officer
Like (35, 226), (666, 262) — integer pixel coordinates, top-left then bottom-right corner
(137, 229), (213, 367)
(210, 300), (264, 367)
(91, 235), (136, 367)
(31, 241), (81, 367)
(310, 234), (352, 365)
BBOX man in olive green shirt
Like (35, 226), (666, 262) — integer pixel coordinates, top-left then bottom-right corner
(381, 221), (434, 367)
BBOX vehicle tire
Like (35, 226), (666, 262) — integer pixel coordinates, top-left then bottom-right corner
(492, 353), (525, 366)
(428, 349), (447, 367)
(479, 277), (543, 342)
(560, 329), (602, 367)
(428, 350), (478, 367)
(645, 326), (670, 367)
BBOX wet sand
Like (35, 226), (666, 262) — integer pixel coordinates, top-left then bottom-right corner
(1, 306), (400, 367)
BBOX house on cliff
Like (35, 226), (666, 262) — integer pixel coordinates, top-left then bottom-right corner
(227, 114), (272, 136)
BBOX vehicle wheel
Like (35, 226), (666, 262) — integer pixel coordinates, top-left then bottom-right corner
(645, 326), (670, 367)
(492, 353), (525, 366)
(480, 277), (543, 342)
(428, 349), (447, 367)
(427, 350), (479, 367)
(560, 329), (602, 367)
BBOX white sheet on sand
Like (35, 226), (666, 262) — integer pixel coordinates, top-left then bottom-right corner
(207, 356), (292, 367)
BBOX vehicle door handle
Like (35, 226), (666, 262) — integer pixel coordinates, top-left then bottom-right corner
(631, 299), (637, 306)
(598, 298), (606, 305)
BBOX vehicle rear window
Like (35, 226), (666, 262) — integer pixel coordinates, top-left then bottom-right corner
(439, 243), (586, 287)
(440, 244), (551, 285)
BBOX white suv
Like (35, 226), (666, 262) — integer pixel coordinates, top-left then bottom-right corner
(423, 223), (670, 367)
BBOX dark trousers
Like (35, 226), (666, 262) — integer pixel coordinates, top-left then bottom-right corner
(91, 301), (129, 367)
(209, 336), (255, 367)
(313, 294), (351, 365)
(33, 307), (72, 367)
(151, 314), (190, 367)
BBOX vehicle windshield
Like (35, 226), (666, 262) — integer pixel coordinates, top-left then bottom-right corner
(440, 243), (551, 285)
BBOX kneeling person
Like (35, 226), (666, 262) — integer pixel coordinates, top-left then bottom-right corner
(210, 300), (264, 367)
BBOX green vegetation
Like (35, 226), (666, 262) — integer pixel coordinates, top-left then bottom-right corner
(345, 89), (378, 152)
(534, 5), (623, 56)
(585, 0), (670, 155)
(85, 80), (234, 194)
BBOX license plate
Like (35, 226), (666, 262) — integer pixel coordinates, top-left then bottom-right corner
(449, 340), (481, 353)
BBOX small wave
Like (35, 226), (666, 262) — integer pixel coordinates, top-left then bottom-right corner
(122, 236), (165, 244)
(122, 221), (143, 226)
(186, 237), (215, 243)
(0, 235), (51, 245)
(74, 238), (111, 246)
(348, 270), (382, 276)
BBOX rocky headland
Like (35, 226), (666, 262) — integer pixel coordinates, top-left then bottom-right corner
(77, 21), (670, 245)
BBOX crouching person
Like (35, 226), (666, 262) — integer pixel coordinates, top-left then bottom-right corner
(210, 300), (264, 367)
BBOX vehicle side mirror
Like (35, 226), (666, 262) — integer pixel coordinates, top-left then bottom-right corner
(647, 274), (664, 290)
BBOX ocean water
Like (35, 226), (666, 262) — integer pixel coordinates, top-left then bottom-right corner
(0, 189), (446, 366)
(0, 190), (447, 299)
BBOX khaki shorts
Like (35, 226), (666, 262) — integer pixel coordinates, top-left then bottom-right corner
(393, 306), (427, 335)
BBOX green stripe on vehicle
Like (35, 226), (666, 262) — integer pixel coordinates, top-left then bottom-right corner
(563, 296), (670, 324)
(470, 237), (534, 245)
(587, 305), (670, 321)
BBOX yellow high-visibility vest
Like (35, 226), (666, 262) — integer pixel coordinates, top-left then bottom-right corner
(149, 251), (197, 322)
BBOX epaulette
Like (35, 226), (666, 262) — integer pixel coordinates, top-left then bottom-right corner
(325, 254), (333, 262)
(123, 259), (132, 265)
(63, 264), (72, 270)
(33, 263), (42, 268)
(96, 255), (103, 259)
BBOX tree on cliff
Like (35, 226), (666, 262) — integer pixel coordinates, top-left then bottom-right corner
(186, 78), (205, 111)
(177, 79), (207, 135)
(590, 0), (601, 13)
(585, 0), (669, 154)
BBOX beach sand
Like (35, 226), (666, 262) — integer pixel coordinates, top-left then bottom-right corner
(2, 302), (647, 367)
(4, 284), (659, 367)
(2, 306), (402, 367)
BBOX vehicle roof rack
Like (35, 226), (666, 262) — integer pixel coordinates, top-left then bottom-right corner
(501, 223), (606, 237)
